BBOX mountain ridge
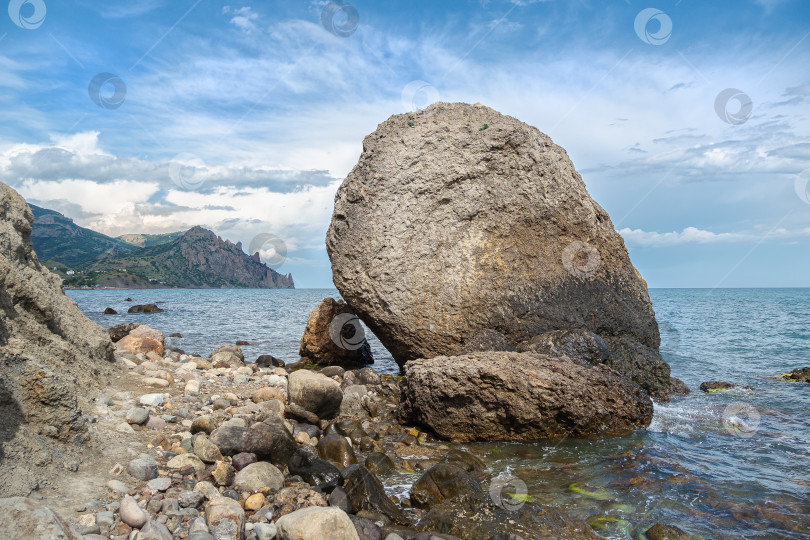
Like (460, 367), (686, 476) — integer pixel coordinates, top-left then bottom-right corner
(29, 205), (294, 289)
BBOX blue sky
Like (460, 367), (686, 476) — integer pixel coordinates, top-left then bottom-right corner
(1, 0), (809, 287)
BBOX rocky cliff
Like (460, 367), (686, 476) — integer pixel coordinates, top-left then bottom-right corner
(0, 181), (116, 496)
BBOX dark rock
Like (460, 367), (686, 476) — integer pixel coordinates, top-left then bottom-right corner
(210, 425), (245, 456)
(457, 329), (514, 354)
(285, 403), (320, 425)
(107, 323), (140, 343)
(127, 457), (158, 481)
(517, 328), (608, 364)
(299, 298), (374, 367)
(127, 304), (164, 313)
(699, 381), (754, 393)
(232, 452), (257, 472)
(256, 354), (285, 368)
(328, 486), (353, 514)
(783, 367), (810, 382)
(170, 333), (183, 338)
(242, 417), (297, 465)
(287, 449), (342, 489)
(103, 307), (117, 315)
(320, 366), (346, 378)
(417, 493), (601, 539)
(318, 433), (358, 469)
(364, 452), (395, 476)
(601, 336), (671, 401)
(668, 377), (691, 396)
(293, 423), (322, 439)
(410, 463), (483, 509)
(325, 102), (662, 367)
(124, 297), (132, 301)
(645, 523), (696, 540)
(399, 351), (653, 441)
(340, 465), (410, 525)
(267, 485), (327, 519)
(440, 449), (487, 482)
(349, 514), (383, 540)
(355, 367), (381, 386)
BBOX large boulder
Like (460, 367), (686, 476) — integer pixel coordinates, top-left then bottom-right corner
(398, 351), (653, 442)
(276, 506), (360, 540)
(116, 324), (165, 356)
(326, 102), (661, 368)
(299, 297), (373, 367)
(0, 182), (115, 496)
(287, 369), (343, 419)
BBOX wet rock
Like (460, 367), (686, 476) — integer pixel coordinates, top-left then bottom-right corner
(341, 465), (410, 525)
(233, 462), (284, 493)
(668, 377), (691, 396)
(242, 417), (297, 465)
(601, 336), (671, 401)
(325, 102), (662, 367)
(300, 297), (374, 367)
(399, 352), (654, 441)
(699, 381), (754, 393)
(104, 307), (117, 315)
(779, 367), (810, 382)
(128, 303), (164, 313)
(440, 449), (487, 481)
(365, 453), (395, 476)
(293, 423), (322, 440)
(410, 464), (483, 509)
(120, 495), (148, 528)
(0, 497), (77, 539)
(318, 433), (358, 469)
(205, 496), (245, 540)
(645, 523), (696, 540)
(287, 448), (342, 489)
(276, 506), (360, 540)
(417, 493), (600, 539)
(288, 369), (344, 419)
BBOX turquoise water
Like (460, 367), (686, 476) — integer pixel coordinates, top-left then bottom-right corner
(68, 288), (810, 538)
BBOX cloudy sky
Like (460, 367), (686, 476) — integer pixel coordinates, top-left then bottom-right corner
(1, 0), (809, 287)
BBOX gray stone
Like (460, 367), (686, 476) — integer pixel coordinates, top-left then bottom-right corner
(205, 496), (245, 540)
(126, 407), (150, 425)
(0, 497), (76, 539)
(128, 458), (159, 481)
(234, 462), (284, 493)
(254, 522), (277, 540)
(107, 479), (130, 493)
(180, 490), (205, 508)
(325, 102), (662, 367)
(96, 510), (115, 530)
(139, 393), (165, 407)
(287, 369), (343, 419)
(120, 495), (147, 528)
(147, 477), (172, 491)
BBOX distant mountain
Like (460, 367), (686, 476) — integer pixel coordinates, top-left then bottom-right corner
(30, 204), (137, 267)
(118, 232), (185, 248)
(29, 206), (294, 289)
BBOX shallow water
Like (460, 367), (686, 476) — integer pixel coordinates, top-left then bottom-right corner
(68, 287), (810, 539)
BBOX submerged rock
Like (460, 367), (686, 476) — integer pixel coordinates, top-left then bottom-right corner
(326, 102), (662, 369)
(645, 523), (697, 539)
(300, 297), (373, 367)
(399, 351), (653, 441)
(777, 367), (810, 383)
(699, 381), (754, 393)
(410, 463), (482, 509)
(668, 377), (691, 396)
(127, 303), (164, 313)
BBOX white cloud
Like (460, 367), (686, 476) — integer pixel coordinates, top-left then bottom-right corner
(223, 6), (259, 33)
(618, 226), (809, 247)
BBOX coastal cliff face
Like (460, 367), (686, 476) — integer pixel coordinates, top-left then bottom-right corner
(0, 181), (116, 496)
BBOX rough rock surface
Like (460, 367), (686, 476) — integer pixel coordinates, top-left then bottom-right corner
(398, 351), (653, 441)
(0, 497), (79, 539)
(326, 102), (661, 366)
(287, 369), (343, 419)
(275, 506), (360, 540)
(0, 182), (115, 496)
(601, 336), (670, 401)
(299, 297), (373, 367)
